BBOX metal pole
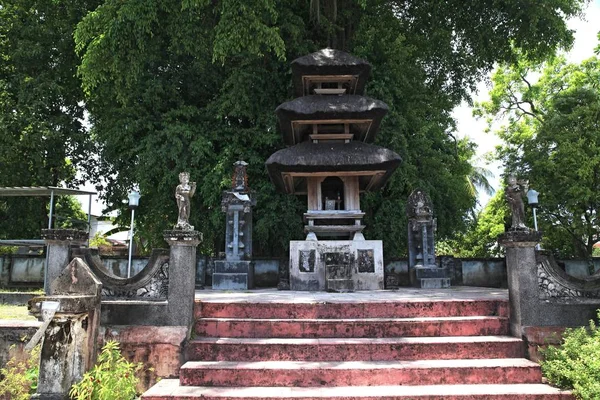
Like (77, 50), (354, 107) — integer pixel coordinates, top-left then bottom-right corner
(87, 194), (93, 247)
(533, 207), (541, 250)
(44, 190), (55, 293)
(127, 208), (135, 278)
(48, 190), (55, 229)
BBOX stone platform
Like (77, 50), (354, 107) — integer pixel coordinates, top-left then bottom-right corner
(142, 287), (572, 400)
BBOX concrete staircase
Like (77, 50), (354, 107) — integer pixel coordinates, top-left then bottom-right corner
(142, 296), (572, 399)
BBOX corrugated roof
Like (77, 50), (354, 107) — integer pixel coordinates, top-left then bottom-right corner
(0, 186), (96, 197)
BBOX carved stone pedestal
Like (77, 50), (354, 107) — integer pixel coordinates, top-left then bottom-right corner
(163, 230), (201, 327)
(498, 230), (542, 338)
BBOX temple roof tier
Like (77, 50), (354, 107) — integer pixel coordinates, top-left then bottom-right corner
(291, 49), (371, 97)
(276, 95), (388, 145)
(266, 141), (401, 194)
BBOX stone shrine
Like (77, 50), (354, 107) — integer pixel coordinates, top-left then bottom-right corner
(406, 189), (450, 288)
(266, 49), (401, 291)
(213, 161), (256, 289)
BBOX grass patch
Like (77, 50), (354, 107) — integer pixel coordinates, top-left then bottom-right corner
(0, 304), (35, 320)
(0, 288), (44, 294)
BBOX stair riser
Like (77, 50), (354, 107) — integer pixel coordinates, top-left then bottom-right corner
(181, 366), (542, 386)
(143, 393), (572, 400)
(186, 342), (524, 362)
(195, 318), (509, 338)
(195, 301), (509, 319)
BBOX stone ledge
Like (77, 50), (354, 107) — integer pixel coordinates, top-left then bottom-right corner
(41, 229), (88, 242)
(498, 230), (542, 247)
(163, 230), (202, 243)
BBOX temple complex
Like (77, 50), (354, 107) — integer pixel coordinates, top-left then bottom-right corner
(266, 49), (401, 291)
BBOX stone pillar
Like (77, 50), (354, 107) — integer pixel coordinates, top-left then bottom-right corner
(41, 229), (88, 294)
(498, 230), (542, 338)
(28, 257), (102, 400)
(163, 230), (202, 327)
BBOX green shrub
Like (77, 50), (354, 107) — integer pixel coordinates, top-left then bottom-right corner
(541, 311), (600, 399)
(69, 340), (143, 400)
(0, 345), (40, 400)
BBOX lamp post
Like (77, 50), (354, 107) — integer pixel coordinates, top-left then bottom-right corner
(527, 188), (540, 250)
(127, 190), (140, 278)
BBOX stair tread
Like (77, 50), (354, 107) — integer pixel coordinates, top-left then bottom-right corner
(197, 316), (506, 322)
(190, 335), (521, 344)
(181, 358), (539, 370)
(143, 380), (570, 398)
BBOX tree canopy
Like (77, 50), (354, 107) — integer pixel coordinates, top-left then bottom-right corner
(1, 0), (586, 254)
(477, 51), (600, 258)
(0, 0), (100, 238)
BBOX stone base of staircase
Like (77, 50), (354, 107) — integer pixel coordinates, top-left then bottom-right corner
(142, 288), (573, 400)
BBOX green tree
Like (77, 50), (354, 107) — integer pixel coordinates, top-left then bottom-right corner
(0, 0), (100, 238)
(73, 0), (585, 256)
(447, 189), (508, 258)
(477, 52), (600, 259)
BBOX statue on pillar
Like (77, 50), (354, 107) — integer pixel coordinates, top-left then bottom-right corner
(175, 172), (196, 230)
(505, 175), (529, 231)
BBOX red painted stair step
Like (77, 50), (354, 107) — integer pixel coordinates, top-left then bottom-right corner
(195, 316), (509, 338)
(142, 380), (572, 400)
(179, 359), (542, 387)
(195, 300), (508, 319)
(186, 336), (524, 362)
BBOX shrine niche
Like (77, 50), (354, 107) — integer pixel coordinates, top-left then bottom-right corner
(266, 49), (401, 291)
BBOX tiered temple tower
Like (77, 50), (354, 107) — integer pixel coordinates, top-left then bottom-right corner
(266, 49), (401, 291)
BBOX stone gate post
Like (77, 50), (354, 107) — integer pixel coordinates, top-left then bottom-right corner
(498, 230), (542, 338)
(163, 230), (202, 327)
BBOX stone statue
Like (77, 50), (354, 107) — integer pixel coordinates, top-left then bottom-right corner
(175, 172), (196, 230)
(506, 175), (529, 231)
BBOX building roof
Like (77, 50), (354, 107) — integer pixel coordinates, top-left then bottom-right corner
(266, 141), (401, 193)
(291, 49), (372, 97)
(276, 95), (388, 145)
(0, 186), (96, 197)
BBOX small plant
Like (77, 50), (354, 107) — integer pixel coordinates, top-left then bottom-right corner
(541, 311), (600, 399)
(69, 340), (144, 400)
(0, 345), (40, 400)
(89, 233), (111, 249)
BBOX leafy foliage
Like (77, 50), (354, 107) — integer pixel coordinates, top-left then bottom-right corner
(69, 340), (144, 400)
(541, 311), (600, 399)
(0, 345), (40, 400)
(0, 0), (100, 239)
(477, 54), (600, 258)
(442, 189), (508, 258)
(70, 0), (583, 257)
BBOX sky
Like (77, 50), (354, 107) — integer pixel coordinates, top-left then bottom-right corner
(76, 1), (600, 216)
(451, 0), (600, 207)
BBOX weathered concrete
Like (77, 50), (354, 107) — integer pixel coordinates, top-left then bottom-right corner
(0, 320), (40, 368)
(164, 230), (201, 327)
(289, 240), (384, 291)
(101, 325), (188, 392)
(41, 229), (88, 294)
(498, 230), (542, 338)
(0, 291), (37, 304)
(28, 257), (102, 400)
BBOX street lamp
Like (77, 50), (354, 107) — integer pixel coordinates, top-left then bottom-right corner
(527, 188), (540, 250)
(127, 190), (140, 278)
